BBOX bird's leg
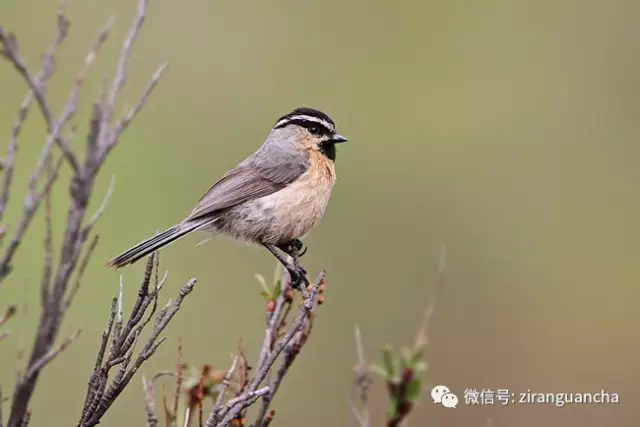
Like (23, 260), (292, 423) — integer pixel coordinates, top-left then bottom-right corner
(277, 239), (308, 279)
(263, 243), (309, 290)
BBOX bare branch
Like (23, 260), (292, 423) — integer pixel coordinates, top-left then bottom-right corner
(142, 376), (159, 427)
(0, 13), (114, 283)
(215, 387), (271, 427)
(22, 329), (81, 381)
(83, 176), (115, 235)
(3, 0), (167, 424)
(416, 244), (447, 348)
(79, 256), (197, 427)
(98, 0), (149, 153)
(63, 234), (100, 310)
(0, 11), (78, 172)
(104, 62), (168, 159)
(0, 7), (69, 224)
(0, 155), (63, 281)
(349, 325), (372, 427)
(212, 272), (325, 427)
(40, 174), (55, 303)
(204, 356), (239, 426)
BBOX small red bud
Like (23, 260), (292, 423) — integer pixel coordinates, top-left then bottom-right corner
(285, 289), (294, 302)
(401, 367), (413, 383)
(266, 300), (276, 313)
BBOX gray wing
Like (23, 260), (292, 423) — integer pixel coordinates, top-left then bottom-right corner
(185, 148), (309, 221)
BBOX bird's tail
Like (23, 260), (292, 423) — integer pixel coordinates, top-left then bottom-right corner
(106, 220), (211, 269)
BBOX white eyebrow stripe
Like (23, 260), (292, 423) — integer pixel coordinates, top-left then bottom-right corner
(274, 115), (335, 132)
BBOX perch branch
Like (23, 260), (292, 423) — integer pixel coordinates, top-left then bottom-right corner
(209, 272), (325, 427)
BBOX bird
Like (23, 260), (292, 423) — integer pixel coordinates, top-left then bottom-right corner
(106, 107), (348, 289)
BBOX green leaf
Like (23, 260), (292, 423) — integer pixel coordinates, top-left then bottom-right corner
(255, 274), (271, 296)
(400, 347), (413, 366)
(413, 361), (428, 373)
(410, 346), (424, 365)
(259, 291), (270, 300)
(272, 281), (282, 299)
(272, 262), (283, 285)
(387, 396), (399, 418)
(407, 378), (422, 401)
(382, 345), (397, 379)
(369, 363), (388, 379)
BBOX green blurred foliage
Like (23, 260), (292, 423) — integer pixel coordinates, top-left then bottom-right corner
(1, 0), (639, 426)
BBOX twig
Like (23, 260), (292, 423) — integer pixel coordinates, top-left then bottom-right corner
(0, 155), (63, 281)
(204, 356), (239, 426)
(416, 244), (447, 348)
(79, 265), (197, 427)
(143, 376), (159, 427)
(63, 235), (100, 310)
(0, 6), (77, 179)
(22, 329), (81, 381)
(261, 411), (275, 427)
(40, 172), (55, 303)
(254, 262), (292, 386)
(0, 305), (17, 328)
(143, 372), (174, 427)
(214, 387), (271, 427)
(83, 175), (115, 235)
(173, 337), (183, 419)
(349, 325), (372, 427)
(105, 63), (168, 158)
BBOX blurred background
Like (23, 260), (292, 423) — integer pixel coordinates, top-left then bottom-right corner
(0, 0), (638, 425)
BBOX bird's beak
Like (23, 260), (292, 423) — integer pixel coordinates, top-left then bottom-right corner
(330, 134), (348, 144)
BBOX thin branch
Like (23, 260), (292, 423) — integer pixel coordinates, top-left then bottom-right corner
(79, 271), (197, 427)
(204, 356), (239, 426)
(104, 63), (168, 158)
(142, 372), (175, 427)
(0, 155), (63, 281)
(215, 388), (271, 427)
(40, 171), (55, 303)
(0, 13), (113, 282)
(143, 376), (159, 427)
(0, 12), (78, 172)
(22, 329), (82, 381)
(0, 6), (69, 225)
(416, 244), (447, 348)
(98, 0), (148, 153)
(63, 234), (100, 310)
(0, 305), (17, 328)
(82, 176), (115, 235)
(349, 325), (371, 427)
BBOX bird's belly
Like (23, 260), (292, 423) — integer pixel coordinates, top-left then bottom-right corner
(214, 172), (335, 245)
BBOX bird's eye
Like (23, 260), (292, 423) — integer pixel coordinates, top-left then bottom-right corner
(308, 126), (321, 136)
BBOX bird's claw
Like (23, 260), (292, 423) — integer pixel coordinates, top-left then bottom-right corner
(281, 239), (307, 257)
(287, 265), (309, 290)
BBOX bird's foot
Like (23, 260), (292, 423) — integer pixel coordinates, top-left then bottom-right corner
(287, 265), (309, 290)
(279, 239), (308, 258)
